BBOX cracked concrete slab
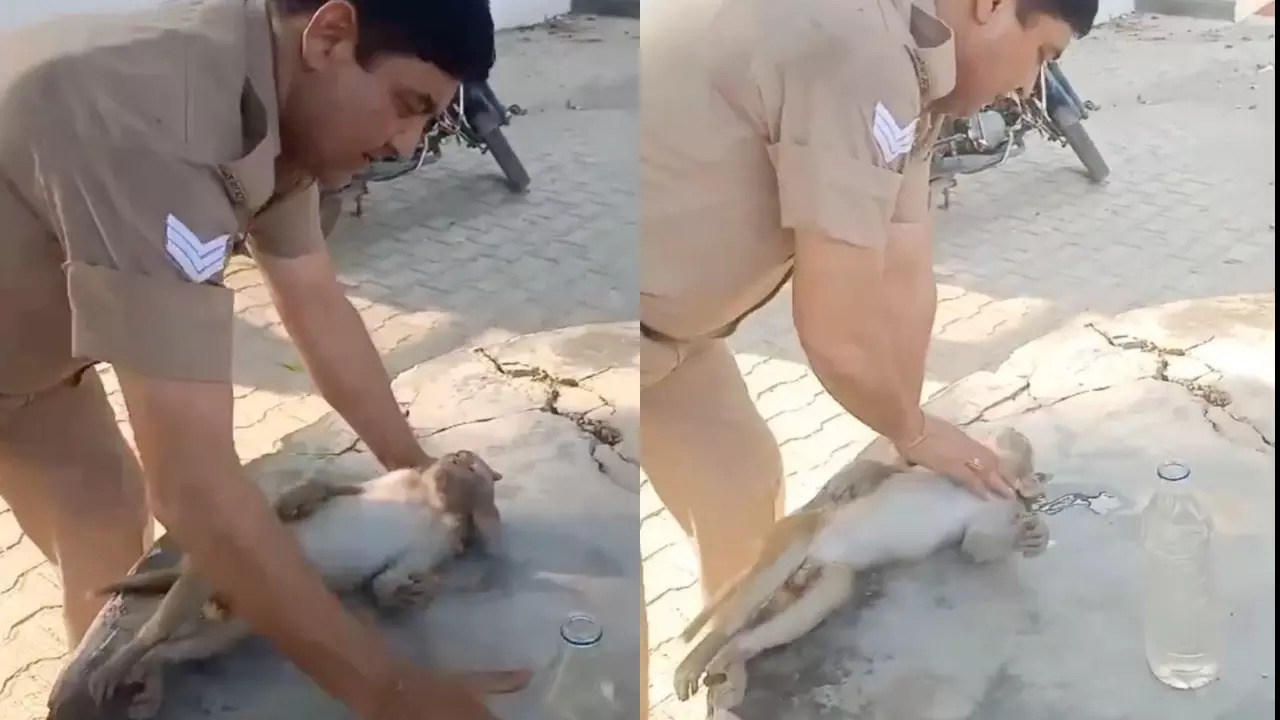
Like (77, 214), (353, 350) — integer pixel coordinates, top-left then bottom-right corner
(733, 295), (1274, 720)
(111, 322), (641, 720)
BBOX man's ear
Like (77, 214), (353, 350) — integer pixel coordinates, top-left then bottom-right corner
(298, 0), (361, 70)
(973, 0), (1000, 24)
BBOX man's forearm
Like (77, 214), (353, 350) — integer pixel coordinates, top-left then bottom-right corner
(116, 370), (398, 718)
(285, 291), (430, 470)
(801, 300), (923, 445)
(794, 233), (924, 445)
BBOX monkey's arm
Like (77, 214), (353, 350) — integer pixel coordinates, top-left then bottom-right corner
(273, 477), (365, 522)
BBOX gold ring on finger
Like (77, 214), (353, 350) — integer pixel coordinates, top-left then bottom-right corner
(965, 458), (985, 473)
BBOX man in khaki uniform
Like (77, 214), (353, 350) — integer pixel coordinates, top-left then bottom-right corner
(0, 0), (528, 717)
(640, 0), (1097, 709)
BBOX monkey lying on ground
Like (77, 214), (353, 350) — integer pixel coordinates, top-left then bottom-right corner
(85, 450), (506, 718)
(673, 427), (1052, 718)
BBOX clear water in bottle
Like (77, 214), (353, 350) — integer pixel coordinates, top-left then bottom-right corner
(1140, 461), (1221, 690)
(541, 613), (625, 719)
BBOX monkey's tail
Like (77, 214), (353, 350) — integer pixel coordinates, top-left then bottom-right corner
(678, 509), (826, 644)
(95, 567), (184, 597)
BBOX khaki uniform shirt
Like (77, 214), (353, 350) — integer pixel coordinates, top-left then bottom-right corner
(640, 0), (956, 343)
(0, 0), (323, 396)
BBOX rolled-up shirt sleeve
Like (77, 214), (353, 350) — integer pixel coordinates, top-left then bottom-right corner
(757, 40), (924, 249)
(249, 179), (326, 259)
(33, 133), (239, 384)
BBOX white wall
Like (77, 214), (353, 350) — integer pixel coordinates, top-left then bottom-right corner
(1095, 0), (1137, 23)
(0, 0), (568, 33)
(491, 0), (570, 28)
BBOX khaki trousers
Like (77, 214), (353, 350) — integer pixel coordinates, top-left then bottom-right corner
(0, 369), (151, 646)
(638, 330), (786, 715)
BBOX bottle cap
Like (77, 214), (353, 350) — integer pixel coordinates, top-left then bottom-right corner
(560, 613), (603, 647)
(1156, 461), (1191, 482)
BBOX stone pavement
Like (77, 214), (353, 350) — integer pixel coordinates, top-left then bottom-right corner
(0, 15), (638, 720)
(47, 323), (640, 720)
(736, 293), (1274, 720)
(646, 13), (1275, 719)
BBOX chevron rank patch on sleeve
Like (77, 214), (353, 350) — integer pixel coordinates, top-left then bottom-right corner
(164, 214), (231, 283)
(871, 101), (918, 166)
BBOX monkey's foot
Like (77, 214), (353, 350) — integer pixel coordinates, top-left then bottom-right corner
(674, 631), (737, 703)
(372, 571), (439, 611)
(125, 667), (165, 720)
(88, 654), (159, 716)
(703, 654), (748, 715)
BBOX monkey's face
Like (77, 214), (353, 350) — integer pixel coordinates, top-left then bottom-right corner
(431, 450), (506, 556)
(991, 427), (1035, 486)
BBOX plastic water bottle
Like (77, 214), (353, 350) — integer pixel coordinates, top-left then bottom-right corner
(541, 613), (624, 719)
(1140, 461), (1221, 690)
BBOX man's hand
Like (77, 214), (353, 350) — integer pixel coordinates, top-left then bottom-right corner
(897, 413), (1016, 499)
(115, 368), (403, 716)
(255, 248), (430, 471)
(376, 666), (533, 720)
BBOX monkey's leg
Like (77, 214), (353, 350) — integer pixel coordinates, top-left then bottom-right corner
(672, 513), (823, 702)
(88, 573), (215, 707)
(139, 617), (253, 667)
(727, 565), (855, 661)
(117, 618), (253, 720)
(679, 566), (857, 709)
(274, 478), (364, 522)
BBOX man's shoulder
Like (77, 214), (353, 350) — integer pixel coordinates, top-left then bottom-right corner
(0, 0), (248, 163)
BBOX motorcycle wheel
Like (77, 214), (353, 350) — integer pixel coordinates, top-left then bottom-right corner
(474, 116), (531, 194)
(1050, 106), (1110, 184)
(319, 191), (344, 239)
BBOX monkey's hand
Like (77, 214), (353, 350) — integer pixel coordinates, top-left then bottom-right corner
(273, 478), (363, 522)
(87, 651), (161, 717)
(371, 570), (440, 612)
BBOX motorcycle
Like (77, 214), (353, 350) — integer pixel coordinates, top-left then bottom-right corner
(317, 79), (531, 238)
(929, 59), (1109, 209)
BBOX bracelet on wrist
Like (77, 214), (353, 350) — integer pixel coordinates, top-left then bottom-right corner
(893, 408), (929, 452)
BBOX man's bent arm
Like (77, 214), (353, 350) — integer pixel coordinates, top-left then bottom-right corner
(792, 230), (923, 444)
(116, 369), (399, 717)
(882, 219), (938, 407)
(255, 248), (431, 471)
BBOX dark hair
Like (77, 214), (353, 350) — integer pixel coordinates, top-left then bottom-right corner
(273, 0), (496, 81)
(1016, 0), (1098, 37)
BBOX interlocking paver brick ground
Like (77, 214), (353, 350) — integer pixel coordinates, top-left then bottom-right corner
(0, 15), (637, 719)
(648, 14), (1275, 718)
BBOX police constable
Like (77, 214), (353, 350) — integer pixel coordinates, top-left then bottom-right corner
(639, 0), (1097, 708)
(0, 1), (529, 717)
